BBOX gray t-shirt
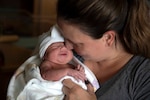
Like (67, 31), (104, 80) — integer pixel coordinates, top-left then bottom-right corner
(96, 56), (150, 100)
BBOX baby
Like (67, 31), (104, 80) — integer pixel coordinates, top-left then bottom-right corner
(39, 25), (87, 82)
(39, 41), (86, 82)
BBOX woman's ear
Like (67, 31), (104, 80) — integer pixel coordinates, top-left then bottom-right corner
(103, 31), (116, 46)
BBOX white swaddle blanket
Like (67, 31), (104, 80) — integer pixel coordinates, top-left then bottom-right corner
(7, 25), (100, 100)
(7, 55), (99, 100)
(16, 56), (99, 100)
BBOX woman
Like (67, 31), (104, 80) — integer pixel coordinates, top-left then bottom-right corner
(56, 0), (150, 100)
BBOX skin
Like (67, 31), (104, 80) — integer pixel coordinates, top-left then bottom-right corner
(40, 42), (86, 81)
(43, 42), (73, 64)
(57, 20), (133, 100)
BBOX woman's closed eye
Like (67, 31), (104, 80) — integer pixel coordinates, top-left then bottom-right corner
(65, 39), (82, 49)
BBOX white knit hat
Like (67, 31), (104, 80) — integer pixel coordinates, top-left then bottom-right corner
(39, 25), (64, 58)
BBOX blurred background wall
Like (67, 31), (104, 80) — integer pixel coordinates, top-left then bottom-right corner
(0, 0), (57, 37)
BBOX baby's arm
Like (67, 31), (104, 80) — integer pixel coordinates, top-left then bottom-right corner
(40, 61), (86, 81)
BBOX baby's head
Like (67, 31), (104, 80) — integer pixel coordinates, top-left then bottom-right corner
(39, 25), (73, 64)
(44, 42), (73, 64)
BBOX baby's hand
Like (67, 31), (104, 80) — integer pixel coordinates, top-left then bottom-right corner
(75, 64), (85, 72)
(67, 65), (87, 82)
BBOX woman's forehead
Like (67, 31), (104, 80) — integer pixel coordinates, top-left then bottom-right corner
(58, 22), (93, 43)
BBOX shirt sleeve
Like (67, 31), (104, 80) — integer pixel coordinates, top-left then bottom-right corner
(131, 66), (150, 100)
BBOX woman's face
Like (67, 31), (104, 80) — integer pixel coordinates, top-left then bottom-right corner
(57, 20), (110, 61)
(44, 42), (73, 64)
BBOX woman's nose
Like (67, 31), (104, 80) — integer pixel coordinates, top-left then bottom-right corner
(65, 41), (73, 50)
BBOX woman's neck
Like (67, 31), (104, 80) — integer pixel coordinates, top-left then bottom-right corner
(85, 53), (133, 84)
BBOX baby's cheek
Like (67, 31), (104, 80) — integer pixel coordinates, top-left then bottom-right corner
(47, 53), (58, 61)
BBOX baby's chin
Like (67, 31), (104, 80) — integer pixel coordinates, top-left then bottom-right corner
(56, 58), (72, 64)
(57, 54), (73, 63)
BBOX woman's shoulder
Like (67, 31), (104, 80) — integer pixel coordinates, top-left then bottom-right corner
(127, 55), (150, 70)
(125, 55), (150, 82)
(125, 56), (150, 99)
(96, 56), (150, 99)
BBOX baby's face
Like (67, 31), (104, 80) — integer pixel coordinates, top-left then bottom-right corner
(44, 42), (73, 64)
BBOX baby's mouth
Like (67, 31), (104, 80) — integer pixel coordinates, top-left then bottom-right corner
(60, 52), (68, 56)
(61, 54), (67, 56)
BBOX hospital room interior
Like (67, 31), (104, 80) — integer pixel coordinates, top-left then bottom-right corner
(0, 0), (57, 99)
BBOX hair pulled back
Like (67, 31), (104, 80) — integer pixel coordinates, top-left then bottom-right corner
(57, 0), (150, 58)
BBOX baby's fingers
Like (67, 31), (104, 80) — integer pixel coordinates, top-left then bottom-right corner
(76, 71), (87, 81)
(77, 65), (84, 72)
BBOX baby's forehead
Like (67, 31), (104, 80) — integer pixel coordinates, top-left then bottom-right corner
(50, 42), (64, 47)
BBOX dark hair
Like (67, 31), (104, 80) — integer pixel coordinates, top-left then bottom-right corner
(57, 0), (150, 58)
